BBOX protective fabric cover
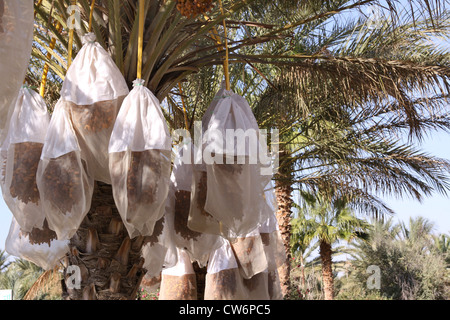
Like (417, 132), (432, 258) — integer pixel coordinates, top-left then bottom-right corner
(202, 89), (271, 237)
(204, 239), (271, 300)
(0, 135), (8, 188)
(61, 32), (129, 183)
(159, 248), (197, 300)
(109, 79), (171, 238)
(187, 87), (231, 238)
(141, 213), (178, 278)
(5, 217), (69, 270)
(36, 99), (94, 240)
(187, 169), (228, 236)
(259, 217), (285, 300)
(2, 87), (49, 232)
(170, 142), (222, 266)
(0, 0), (34, 141)
(230, 228), (268, 279)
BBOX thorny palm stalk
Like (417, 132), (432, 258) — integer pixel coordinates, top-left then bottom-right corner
(30, 0), (450, 300)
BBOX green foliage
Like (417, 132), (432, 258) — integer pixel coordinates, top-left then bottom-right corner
(289, 216), (450, 300)
(291, 193), (371, 249)
(343, 217), (449, 300)
(0, 257), (44, 300)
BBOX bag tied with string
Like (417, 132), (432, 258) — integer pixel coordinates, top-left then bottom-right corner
(36, 99), (94, 240)
(60, 32), (129, 184)
(109, 79), (171, 238)
(202, 89), (272, 237)
(1, 86), (50, 232)
(188, 85), (232, 237)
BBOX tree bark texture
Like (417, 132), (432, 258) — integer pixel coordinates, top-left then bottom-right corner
(61, 181), (146, 300)
(319, 240), (334, 300)
(274, 149), (294, 298)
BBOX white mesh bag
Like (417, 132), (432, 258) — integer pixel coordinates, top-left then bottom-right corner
(202, 90), (271, 237)
(60, 32), (129, 184)
(205, 239), (271, 300)
(159, 248), (197, 300)
(230, 227), (268, 279)
(0, 0), (34, 141)
(36, 99), (94, 240)
(170, 142), (221, 266)
(141, 212), (178, 278)
(109, 79), (171, 238)
(204, 238), (242, 300)
(2, 86), (49, 232)
(5, 217), (69, 270)
(187, 87), (232, 238)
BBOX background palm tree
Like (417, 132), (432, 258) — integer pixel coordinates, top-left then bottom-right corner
(17, 0), (450, 299)
(292, 192), (371, 300)
(347, 216), (449, 299)
(433, 233), (450, 267)
(0, 258), (44, 300)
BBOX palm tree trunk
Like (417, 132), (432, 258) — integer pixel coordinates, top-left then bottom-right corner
(319, 240), (334, 300)
(61, 181), (146, 300)
(274, 149), (294, 298)
(300, 255), (306, 289)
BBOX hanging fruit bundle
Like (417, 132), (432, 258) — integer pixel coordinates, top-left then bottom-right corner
(141, 213), (178, 279)
(5, 217), (69, 270)
(1, 86), (49, 233)
(188, 85), (231, 236)
(60, 32), (129, 184)
(0, 0), (34, 142)
(36, 100), (94, 240)
(204, 239), (239, 300)
(109, 79), (172, 238)
(159, 248), (197, 300)
(204, 238), (273, 300)
(192, 84), (272, 239)
(176, 0), (214, 18)
(229, 228), (268, 279)
(168, 142), (222, 267)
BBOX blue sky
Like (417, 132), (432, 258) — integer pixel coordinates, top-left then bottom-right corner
(382, 129), (450, 235)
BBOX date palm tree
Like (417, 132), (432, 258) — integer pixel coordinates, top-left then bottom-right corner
(251, 3), (450, 295)
(24, 0), (450, 300)
(292, 192), (370, 300)
(348, 217), (449, 299)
